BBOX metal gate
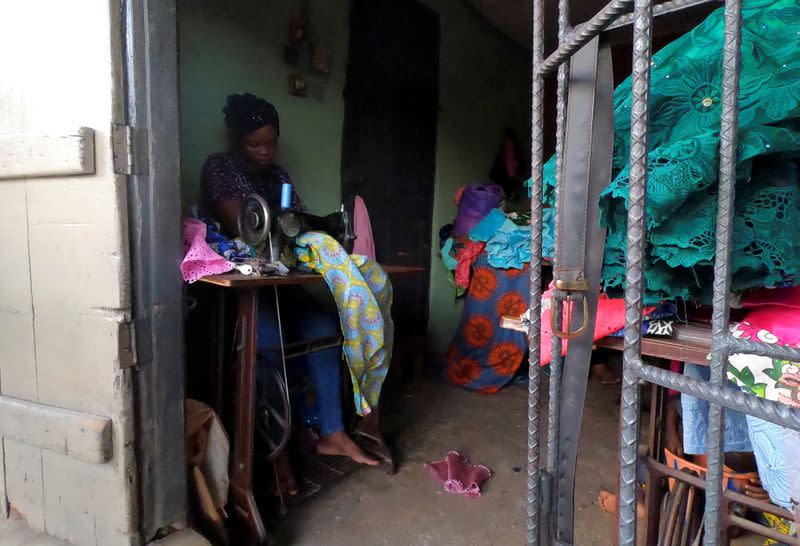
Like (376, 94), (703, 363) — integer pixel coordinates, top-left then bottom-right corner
(524, 0), (800, 545)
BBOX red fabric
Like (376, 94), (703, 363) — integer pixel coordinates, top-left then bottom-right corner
(743, 307), (800, 347)
(454, 241), (485, 288)
(742, 286), (800, 310)
(539, 287), (654, 366)
(668, 360), (682, 398)
(425, 451), (491, 499)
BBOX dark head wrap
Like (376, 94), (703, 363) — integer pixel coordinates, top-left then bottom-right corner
(223, 93), (280, 138)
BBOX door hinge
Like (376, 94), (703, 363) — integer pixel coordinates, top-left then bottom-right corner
(119, 319), (137, 370)
(111, 123), (148, 175)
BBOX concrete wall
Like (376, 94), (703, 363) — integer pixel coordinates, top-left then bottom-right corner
(0, 2), (138, 545)
(178, 0), (531, 352)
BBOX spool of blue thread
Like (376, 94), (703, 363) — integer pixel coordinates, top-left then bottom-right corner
(280, 183), (292, 209)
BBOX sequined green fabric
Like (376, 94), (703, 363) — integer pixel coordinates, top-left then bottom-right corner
(536, 0), (800, 303)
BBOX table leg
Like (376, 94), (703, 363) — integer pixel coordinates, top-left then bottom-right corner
(230, 288), (267, 544)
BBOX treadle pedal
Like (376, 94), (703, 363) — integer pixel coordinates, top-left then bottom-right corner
(287, 451), (362, 505)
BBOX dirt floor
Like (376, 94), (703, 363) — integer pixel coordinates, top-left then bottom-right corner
(275, 373), (765, 546)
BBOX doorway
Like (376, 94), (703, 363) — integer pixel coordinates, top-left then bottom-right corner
(340, 0), (440, 340)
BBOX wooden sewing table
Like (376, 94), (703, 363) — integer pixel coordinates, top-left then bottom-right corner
(199, 266), (425, 544)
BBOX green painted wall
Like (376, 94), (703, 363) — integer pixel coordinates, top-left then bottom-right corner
(178, 0), (350, 213)
(178, 0), (530, 353)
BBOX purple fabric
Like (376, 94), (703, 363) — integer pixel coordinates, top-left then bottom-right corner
(453, 183), (503, 236)
(426, 451), (492, 499)
(200, 152), (303, 214)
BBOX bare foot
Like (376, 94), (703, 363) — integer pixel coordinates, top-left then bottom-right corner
(598, 490), (645, 518)
(598, 490), (617, 514)
(590, 363), (621, 385)
(274, 452), (299, 497)
(317, 431), (379, 466)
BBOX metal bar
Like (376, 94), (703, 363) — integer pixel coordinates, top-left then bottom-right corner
(644, 384), (666, 545)
(607, 0), (721, 30)
(546, 0), (570, 513)
(546, 309), (563, 472)
(537, 0), (632, 77)
(704, 1), (743, 543)
(635, 363), (800, 430)
(727, 514), (800, 545)
(724, 335), (800, 361)
(649, 458), (797, 520)
(617, 0), (653, 544)
(527, 0), (546, 542)
(261, 335), (343, 359)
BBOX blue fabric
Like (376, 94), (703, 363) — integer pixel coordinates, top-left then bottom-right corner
(466, 207), (555, 270)
(469, 208), (507, 242)
(608, 301), (678, 338)
(745, 415), (793, 511)
(256, 289), (344, 436)
(681, 363), (752, 455)
(542, 207), (555, 260)
(486, 221), (531, 270)
(441, 237), (458, 271)
(201, 217), (254, 260)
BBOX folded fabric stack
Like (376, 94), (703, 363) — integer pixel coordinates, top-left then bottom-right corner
(531, 0), (800, 304)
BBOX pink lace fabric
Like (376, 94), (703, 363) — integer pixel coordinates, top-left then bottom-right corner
(181, 218), (234, 283)
(426, 451), (491, 499)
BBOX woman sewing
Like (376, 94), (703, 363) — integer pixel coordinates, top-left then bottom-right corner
(201, 94), (380, 493)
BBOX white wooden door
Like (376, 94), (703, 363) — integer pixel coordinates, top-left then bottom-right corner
(0, 1), (140, 544)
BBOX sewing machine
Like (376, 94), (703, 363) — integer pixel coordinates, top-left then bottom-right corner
(237, 193), (356, 264)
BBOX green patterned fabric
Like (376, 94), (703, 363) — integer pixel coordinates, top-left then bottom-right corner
(535, 0), (800, 303)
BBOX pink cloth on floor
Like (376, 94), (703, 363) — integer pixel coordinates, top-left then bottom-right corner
(181, 218), (234, 283)
(352, 195), (376, 260)
(425, 451), (491, 499)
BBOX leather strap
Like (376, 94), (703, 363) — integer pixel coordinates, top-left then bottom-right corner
(551, 36), (614, 545)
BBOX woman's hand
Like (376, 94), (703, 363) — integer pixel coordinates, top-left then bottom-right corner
(744, 477), (770, 502)
(214, 199), (242, 238)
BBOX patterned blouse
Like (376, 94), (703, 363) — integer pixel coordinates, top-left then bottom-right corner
(200, 152), (303, 214)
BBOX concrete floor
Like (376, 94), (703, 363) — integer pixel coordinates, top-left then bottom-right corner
(0, 374), (765, 545)
(276, 376), (765, 546)
(276, 377), (621, 545)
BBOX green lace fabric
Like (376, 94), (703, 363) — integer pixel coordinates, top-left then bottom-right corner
(537, 0), (800, 303)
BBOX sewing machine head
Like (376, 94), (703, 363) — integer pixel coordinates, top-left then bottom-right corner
(238, 193), (356, 262)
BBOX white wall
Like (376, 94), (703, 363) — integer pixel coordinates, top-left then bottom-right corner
(0, 1), (138, 544)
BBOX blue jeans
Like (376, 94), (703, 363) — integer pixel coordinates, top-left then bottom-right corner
(681, 363), (752, 455)
(256, 288), (344, 436)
